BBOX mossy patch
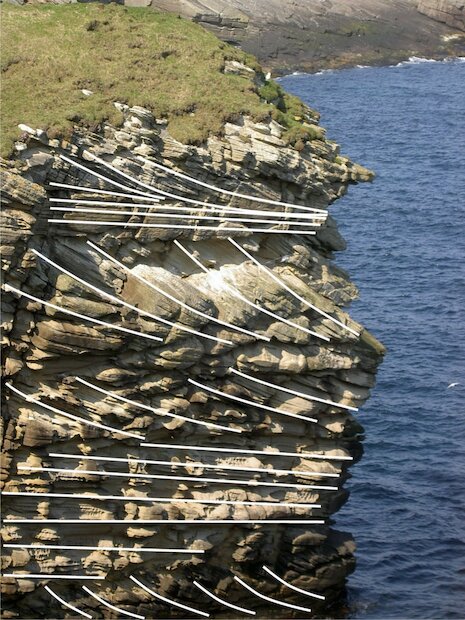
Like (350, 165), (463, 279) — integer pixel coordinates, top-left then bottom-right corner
(1, 3), (324, 159)
(259, 81), (323, 146)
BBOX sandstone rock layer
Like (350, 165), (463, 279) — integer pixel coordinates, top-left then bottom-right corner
(1, 98), (384, 619)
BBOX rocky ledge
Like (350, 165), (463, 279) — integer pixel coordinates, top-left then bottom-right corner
(1, 84), (384, 619)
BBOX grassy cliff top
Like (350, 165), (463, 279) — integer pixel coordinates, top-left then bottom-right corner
(1, 3), (317, 159)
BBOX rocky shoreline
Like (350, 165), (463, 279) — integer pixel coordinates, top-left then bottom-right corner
(1, 61), (385, 618)
(147, 0), (465, 75)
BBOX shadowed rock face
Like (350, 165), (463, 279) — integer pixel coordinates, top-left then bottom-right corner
(1, 90), (384, 619)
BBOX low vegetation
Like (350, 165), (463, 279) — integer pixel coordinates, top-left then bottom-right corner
(1, 3), (323, 159)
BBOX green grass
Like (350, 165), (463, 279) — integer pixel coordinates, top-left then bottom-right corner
(1, 3), (323, 159)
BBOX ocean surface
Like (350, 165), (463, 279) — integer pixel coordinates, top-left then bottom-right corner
(281, 58), (465, 619)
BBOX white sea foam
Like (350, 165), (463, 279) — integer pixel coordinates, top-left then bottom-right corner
(395, 56), (438, 67)
(279, 56), (465, 80)
(314, 68), (334, 76)
(391, 56), (465, 68)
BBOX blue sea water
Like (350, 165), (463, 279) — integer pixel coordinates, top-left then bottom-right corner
(281, 59), (465, 619)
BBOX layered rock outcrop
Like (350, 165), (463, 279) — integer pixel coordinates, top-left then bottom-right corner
(1, 90), (384, 619)
(147, 0), (465, 72)
(417, 0), (465, 30)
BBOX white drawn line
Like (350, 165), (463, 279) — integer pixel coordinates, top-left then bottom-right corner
(174, 241), (329, 341)
(137, 155), (327, 213)
(50, 206), (323, 228)
(50, 197), (326, 220)
(193, 580), (256, 616)
(87, 151), (327, 215)
(229, 238), (360, 337)
(45, 585), (92, 619)
(262, 566), (325, 601)
(1, 574), (104, 580)
(140, 442), (353, 461)
(233, 576), (312, 614)
(32, 249), (232, 346)
(2, 284), (163, 344)
(60, 154), (160, 200)
(175, 239), (218, 272)
(49, 182), (164, 200)
(18, 466), (337, 491)
(130, 575), (209, 618)
(1, 492), (321, 509)
(188, 378), (318, 424)
(5, 383), (144, 440)
(82, 586), (145, 620)
(87, 241), (269, 342)
(5, 544), (203, 554)
(229, 368), (359, 412)
(48, 452), (339, 478)
(4, 519), (325, 525)
(48, 219), (318, 235)
(74, 377), (241, 434)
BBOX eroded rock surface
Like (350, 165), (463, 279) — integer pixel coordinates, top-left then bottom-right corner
(417, 0), (465, 30)
(1, 98), (384, 618)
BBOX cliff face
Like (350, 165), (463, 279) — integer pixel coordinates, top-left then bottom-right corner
(147, 0), (465, 72)
(1, 73), (384, 618)
(417, 0), (465, 30)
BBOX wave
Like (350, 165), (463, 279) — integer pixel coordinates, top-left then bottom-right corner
(278, 56), (465, 80)
(396, 56), (439, 66)
(394, 56), (465, 68)
(276, 68), (333, 80)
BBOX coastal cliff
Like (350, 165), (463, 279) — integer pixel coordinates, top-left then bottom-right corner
(147, 0), (465, 72)
(1, 5), (384, 618)
(6, 0), (465, 71)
